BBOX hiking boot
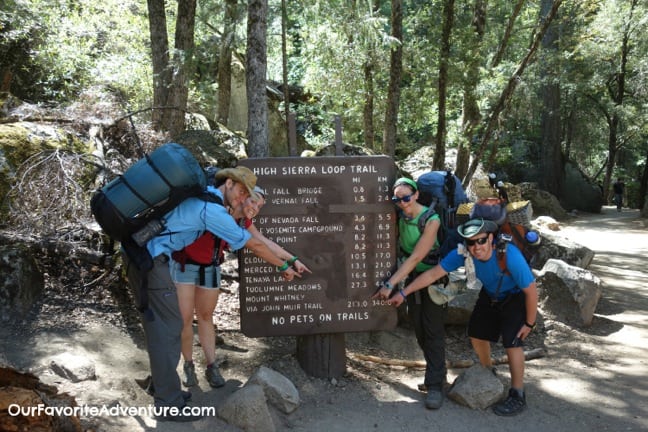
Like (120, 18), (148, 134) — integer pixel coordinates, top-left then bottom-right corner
(425, 387), (444, 410)
(493, 388), (526, 416)
(154, 404), (203, 422)
(183, 361), (198, 387)
(145, 380), (191, 403)
(205, 364), (226, 388)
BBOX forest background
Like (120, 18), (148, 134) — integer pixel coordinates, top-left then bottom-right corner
(2, 0), (648, 210)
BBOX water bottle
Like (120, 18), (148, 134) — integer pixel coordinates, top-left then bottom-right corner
(525, 230), (541, 246)
(132, 219), (165, 247)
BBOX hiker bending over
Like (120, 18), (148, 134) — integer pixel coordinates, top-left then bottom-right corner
(387, 217), (538, 417)
(173, 184), (311, 389)
(371, 177), (447, 410)
(124, 167), (300, 422)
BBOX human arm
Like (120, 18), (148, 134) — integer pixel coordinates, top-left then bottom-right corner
(517, 281), (538, 341)
(205, 202), (296, 280)
(386, 264), (449, 307)
(244, 236), (300, 280)
(371, 216), (440, 300)
(247, 223), (312, 274)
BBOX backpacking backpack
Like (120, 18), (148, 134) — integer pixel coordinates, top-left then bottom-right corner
(414, 170), (469, 264)
(416, 170), (469, 210)
(90, 142), (207, 246)
(90, 143), (208, 318)
(415, 207), (464, 265)
(469, 198), (541, 271)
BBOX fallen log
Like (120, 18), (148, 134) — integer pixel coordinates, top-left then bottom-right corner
(349, 347), (546, 369)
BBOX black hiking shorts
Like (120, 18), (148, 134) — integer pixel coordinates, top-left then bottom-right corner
(467, 289), (526, 348)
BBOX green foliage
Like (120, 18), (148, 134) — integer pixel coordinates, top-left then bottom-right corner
(1, 0), (647, 194)
(293, 0), (392, 142)
(0, 0), (151, 106)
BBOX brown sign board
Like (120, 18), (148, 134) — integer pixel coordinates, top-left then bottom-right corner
(237, 156), (398, 337)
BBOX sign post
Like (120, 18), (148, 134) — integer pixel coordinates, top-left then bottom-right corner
(238, 156), (398, 377)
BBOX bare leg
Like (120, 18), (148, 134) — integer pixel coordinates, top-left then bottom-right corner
(505, 347), (525, 390)
(470, 337), (493, 368)
(176, 283), (197, 362)
(195, 287), (220, 366)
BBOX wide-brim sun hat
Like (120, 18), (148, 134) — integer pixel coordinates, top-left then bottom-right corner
(457, 218), (499, 239)
(215, 166), (257, 194)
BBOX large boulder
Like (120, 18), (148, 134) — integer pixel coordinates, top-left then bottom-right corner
(173, 128), (246, 167)
(560, 161), (603, 213)
(218, 383), (276, 432)
(531, 228), (595, 270)
(447, 364), (504, 409)
(246, 366), (300, 414)
(536, 259), (602, 327)
(0, 122), (79, 218)
(520, 183), (569, 220)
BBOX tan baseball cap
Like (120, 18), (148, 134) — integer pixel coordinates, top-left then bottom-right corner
(215, 166), (257, 194)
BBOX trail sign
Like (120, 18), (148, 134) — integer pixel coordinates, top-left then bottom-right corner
(238, 156), (398, 337)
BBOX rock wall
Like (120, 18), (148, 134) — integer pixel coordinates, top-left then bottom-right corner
(559, 161), (603, 213)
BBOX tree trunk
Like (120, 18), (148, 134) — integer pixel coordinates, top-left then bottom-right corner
(281, 0), (296, 155)
(490, 0), (526, 68)
(382, 0), (403, 158)
(146, 0), (195, 136)
(247, 0), (269, 157)
(432, 0), (454, 171)
(146, 0), (171, 130)
(462, 0), (564, 188)
(457, 0), (485, 179)
(639, 147), (648, 211)
(217, 0), (238, 126)
(538, 0), (563, 196)
(165, 0), (197, 138)
(602, 0), (636, 201)
(363, 61), (375, 150)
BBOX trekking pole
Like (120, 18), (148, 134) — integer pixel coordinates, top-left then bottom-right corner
(127, 114), (147, 158)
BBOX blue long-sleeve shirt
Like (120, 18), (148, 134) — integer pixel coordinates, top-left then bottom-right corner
(147, 187), (251, 258)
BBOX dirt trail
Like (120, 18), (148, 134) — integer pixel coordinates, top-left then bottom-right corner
(2, 206), (647, 432)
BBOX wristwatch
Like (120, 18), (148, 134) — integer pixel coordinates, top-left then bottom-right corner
(525, 321), (536, 330)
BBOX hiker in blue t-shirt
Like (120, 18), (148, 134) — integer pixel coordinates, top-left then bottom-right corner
(386, 218), (538, 417)
(124, 166), (300, 422)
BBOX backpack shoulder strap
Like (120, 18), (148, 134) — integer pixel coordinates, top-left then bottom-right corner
(417, 206), (438, 234)
(495, 236), (509, 275)
(200, 191), (224, 206)
(444, 170), (456, 208)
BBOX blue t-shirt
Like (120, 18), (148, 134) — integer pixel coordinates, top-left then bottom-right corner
(440, 243), (534, 300)
(147, 187), (251, 258)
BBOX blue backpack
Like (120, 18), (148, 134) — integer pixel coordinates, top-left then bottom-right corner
(90, 143), (208, 319)
(414, 170), (469, 264)
(416, 170), (468, 211)
(90, 142), (207, 246)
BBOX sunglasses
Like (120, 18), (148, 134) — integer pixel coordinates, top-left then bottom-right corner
(391, 194), (414, 204)
(465, 236), (490, 246)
